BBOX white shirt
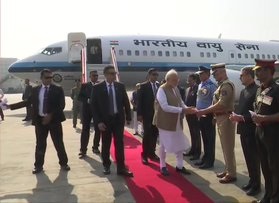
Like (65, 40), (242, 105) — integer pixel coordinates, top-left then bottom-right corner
(105, 81), (118, 114)
(39, 85), (50, 116)
(156, 86), (186, 114)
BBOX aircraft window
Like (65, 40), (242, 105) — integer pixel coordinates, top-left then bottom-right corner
(158, 51), (163, 56)
(187, 52), (191, 57)
(256, 54), (260, 59)
(267, 54), (271, 59)
(143, 50), (148, 56)
(151, 50), (155, 56)
(213, 52), (216, 58)
(135, 50), (140, 56)
(238, 53), (242, 58)
(250, 54), (254, 59)
(200, 52), (204, 57)
(165, 51), (170, 57)
(245, 54), (248, 59)
(41, 47), (62, 55)
(272, 55), (276, 59)
(230, 53), (234, 58)
(207, 52), (211, 58)
(180, 51), (184, 57)
(262, 54), (265, 59)
(119, 50), (124, 56)
(127, 50), (132, 56)
(173, 51), (177, 57)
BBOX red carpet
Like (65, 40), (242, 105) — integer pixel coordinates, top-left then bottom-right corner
(110, 131), (214, 203)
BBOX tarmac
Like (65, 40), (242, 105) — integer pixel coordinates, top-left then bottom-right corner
(0, 93), (264, 203)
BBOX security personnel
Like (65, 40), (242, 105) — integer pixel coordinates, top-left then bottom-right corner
(195, 65), (217, 169)
(196, 63), (236, 184)
(252, 59), (279, 203)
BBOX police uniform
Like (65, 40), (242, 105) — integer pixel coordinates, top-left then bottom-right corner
(211, 63), (236, 179)
(253, 59), (279, 203)
(196, 66), (217, 168)
(71, 85), (81, 128)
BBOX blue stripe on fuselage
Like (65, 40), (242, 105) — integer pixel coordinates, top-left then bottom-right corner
(10, 61), (241, 73)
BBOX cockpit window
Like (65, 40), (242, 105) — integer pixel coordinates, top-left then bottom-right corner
(41, 47), (62, 55)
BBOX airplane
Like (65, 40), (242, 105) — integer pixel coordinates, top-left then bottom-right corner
(8, 35), (279, 100)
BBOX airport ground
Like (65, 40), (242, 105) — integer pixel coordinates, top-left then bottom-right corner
(0, 93), (264, 203)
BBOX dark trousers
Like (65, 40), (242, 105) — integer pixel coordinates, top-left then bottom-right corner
(142, 119), (158, 158)
(0, 107), (4, 120)
(186, 115), (201, 156)
(25, 105), (32, 119)
(199, 114), (216, 166)
(256, 127), (279, 202)
(101, 114), (125, 170)
(80, 105), (101, 153)
(240, 132), (261, 188)
(34, 122), (68, 168)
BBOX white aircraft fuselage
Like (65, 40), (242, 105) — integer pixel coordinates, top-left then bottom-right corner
(8, 35), (279, 99)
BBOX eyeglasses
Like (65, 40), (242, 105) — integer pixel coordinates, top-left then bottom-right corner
(44, 76), (53, 79)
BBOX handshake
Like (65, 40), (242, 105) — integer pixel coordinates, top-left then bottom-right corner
(182, 107), (198, 115)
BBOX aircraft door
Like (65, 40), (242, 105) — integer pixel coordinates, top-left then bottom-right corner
(87, 39), (102, 64)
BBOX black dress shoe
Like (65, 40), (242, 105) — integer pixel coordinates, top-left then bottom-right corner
(149, 154), (160, 161)
(194, 160), (204, 166)
(183, 151), (194, 156)
(242, 183), (252, 191)
(117, 169), (133, 177)
(32, 167), (43, 174)
(92, 148), (101, 154)
(160, 167), (170, 176)
(199, 164), (213, 169)
(61, 165), (71, 171)
(103, 167), (111, 175)
(176, 167), (191, 175)
(78, 152), (87, 159)
(142, 157), (149, 165)
(190, 156), (200, 161)
(246, 187), (261, 196)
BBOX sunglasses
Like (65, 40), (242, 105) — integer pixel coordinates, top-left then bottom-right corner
(107, 72), (117, 75)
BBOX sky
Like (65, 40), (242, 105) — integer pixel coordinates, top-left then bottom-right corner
(1, 0), (279, 59)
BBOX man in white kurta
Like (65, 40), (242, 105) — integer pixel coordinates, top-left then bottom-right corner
(153, 69), (194, 176)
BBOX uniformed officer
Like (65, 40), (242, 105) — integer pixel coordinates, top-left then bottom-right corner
(71, 79), (82, 128)
(196, 63), (236, 184)
(251, 59), (279, 203)
(195, 65), (217, 169)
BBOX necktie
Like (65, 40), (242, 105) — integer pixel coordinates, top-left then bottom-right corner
(43, 87), (48, 114)
(108, 84), (114, 115)
(152, 83), (157, 96)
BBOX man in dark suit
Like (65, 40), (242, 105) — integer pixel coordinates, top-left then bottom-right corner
(184, 73), (201, 160)
(9, 69), (70, 174)
(91, 65), (133, 177)
(229, 66), (260, 196)
(22, 78), (32, 121)
(137, 68), (160, 165)
(78, 70), (101, 158)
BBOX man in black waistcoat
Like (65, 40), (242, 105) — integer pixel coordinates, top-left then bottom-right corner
(229, 66), (260, 196)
